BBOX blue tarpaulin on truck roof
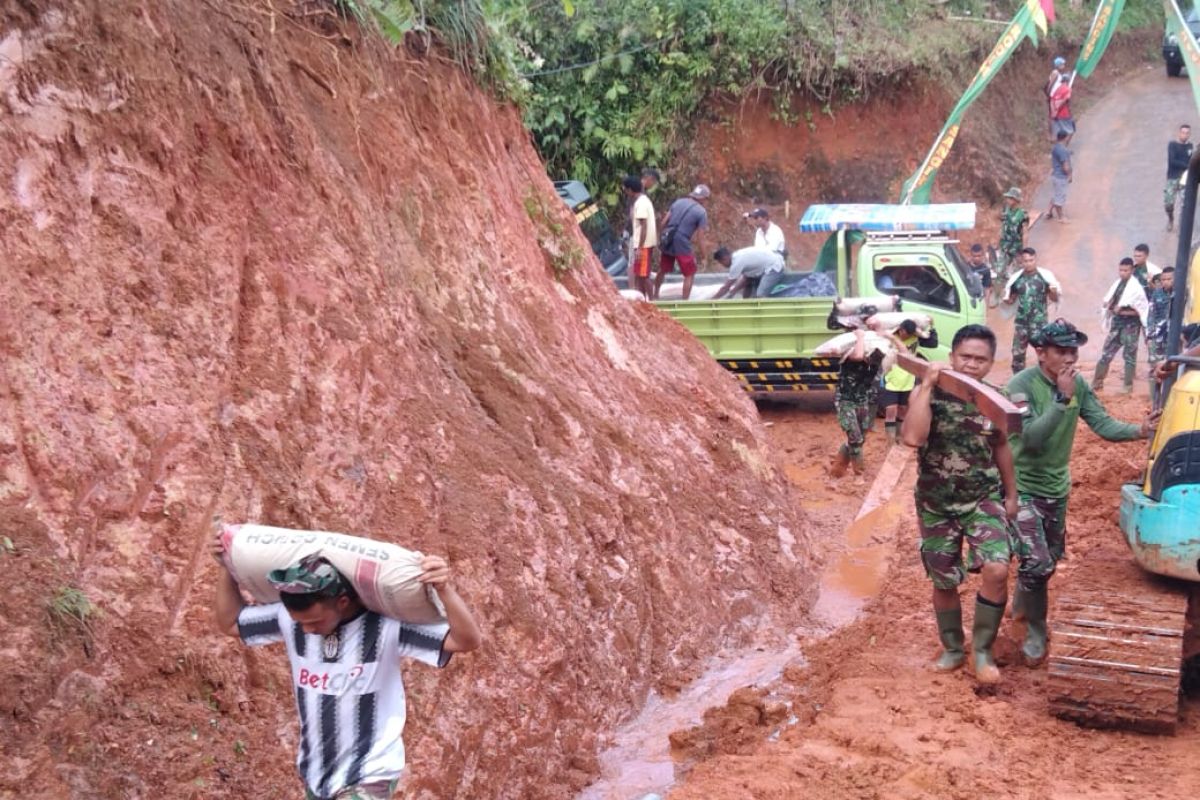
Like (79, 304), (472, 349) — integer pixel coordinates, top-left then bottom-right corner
(799, 203), (976, 233)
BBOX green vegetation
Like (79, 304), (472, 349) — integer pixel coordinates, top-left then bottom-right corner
(523, 188), (586, 277)
(47, 585), (97, 652)
(337, 0), (1163, 206)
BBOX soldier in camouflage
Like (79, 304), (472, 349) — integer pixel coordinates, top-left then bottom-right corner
(995, 188), (1029, 303)
(1093, 257), (1146, 395)
(1004, 247), (1057, 373)
(831, 329), (886, 478)
(901, 324), (1017, 685)
(1146, 268), (1174, 397)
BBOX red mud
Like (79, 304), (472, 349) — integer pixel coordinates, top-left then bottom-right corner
(0, 3), (817, 798)
(668, 393), (1198, 800)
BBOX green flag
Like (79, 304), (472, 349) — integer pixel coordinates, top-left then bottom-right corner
(901, 0), (1049, 205)
(1166, 0), (1200, 112)
(1074, 0), (1126, 78)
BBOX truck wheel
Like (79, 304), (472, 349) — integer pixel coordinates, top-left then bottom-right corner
(1168, 61), (1183, 78)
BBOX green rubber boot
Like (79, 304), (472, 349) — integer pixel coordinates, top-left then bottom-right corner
(972, 596), (1005, 685)
(933, 608), (966, 671)
(1091, 361), (1109, 391)
(1020, 585), (1049, 666)
(1121, 362), (1136, 395)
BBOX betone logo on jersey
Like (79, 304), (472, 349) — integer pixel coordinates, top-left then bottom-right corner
(293, 659), (380, 696)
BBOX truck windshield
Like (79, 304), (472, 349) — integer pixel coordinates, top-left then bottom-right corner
(943, 243), (984, 299)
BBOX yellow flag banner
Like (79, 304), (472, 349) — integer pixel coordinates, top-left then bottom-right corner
(1075, 0), (1125, 79)
(901, 0), (1047, 204)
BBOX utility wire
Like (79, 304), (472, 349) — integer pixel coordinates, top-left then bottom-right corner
(520, 40), (657, 78)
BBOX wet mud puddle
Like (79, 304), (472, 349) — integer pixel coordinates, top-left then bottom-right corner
(578, 448), (913, 799)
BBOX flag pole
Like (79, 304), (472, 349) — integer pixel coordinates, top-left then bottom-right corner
(1069, 0), (1106, 88)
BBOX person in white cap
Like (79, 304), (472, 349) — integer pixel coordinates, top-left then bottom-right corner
(744, 207), (786, 258)
(655, 184), (711, 300)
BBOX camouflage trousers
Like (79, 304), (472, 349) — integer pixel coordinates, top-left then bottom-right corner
(835, 398), (872, 457)
(917, 496), (1012, 590)
(1147, 335), (1167, 366)
(1012, 493), (1068, 592)
(1096, 320), (1141, 377)
(1011, 320), (1043, 373)
(306, 780), (398, 800)
(1165, 176), (1182, 211)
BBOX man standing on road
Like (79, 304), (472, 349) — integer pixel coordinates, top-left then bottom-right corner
(1004, 247), (1059, 373)
(1048, 72), (1075, 145)
(744, 207), (786, 258)
(711, 246), (785, 299)
(1006, 320), (1157, 667)
(1047, 131), (1072, 222)
(622, 175), (657, 298)
(1146, 267), (1175, 395)
(1093, 257), (1148, 395)
(902, 324), (1016, 685)
(1130, 243), (1161, 289)
(997, 189), (1029, 302)
(655, 184), (710, 300)
(1165, 124), (1192, 232)
(1044, 56), (1066, 139)
(212, 541), (483, 800)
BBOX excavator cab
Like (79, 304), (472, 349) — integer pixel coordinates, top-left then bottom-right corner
(1046, 152), (1200, 735)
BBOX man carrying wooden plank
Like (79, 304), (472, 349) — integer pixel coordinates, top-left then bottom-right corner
(1005, 319), (1158, 667)
(901, 324), (1017, 684)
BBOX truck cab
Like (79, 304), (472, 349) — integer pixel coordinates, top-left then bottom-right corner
(654, 203), (985, 393)
(554, 180), (627, 277)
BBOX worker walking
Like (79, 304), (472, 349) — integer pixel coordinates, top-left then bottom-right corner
(1093, 257), (1148, 395)
(902, 325), (1017, 685)
(212, 537), (483, 799)
(1003, 247), (1059, 373)
(1146, 267), (1175, 398)
(879, 319), (938, 443)
(1165, 124), (1192, 232)
(831, 329), (885, 478)
(1006, 320), (1157, 666)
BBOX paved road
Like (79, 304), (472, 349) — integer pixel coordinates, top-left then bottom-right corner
(995, 65), (1193, 368)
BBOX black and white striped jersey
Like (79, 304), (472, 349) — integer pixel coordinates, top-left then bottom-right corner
(237, 603), (450, 798)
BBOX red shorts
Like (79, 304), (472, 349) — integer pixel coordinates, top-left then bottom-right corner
(659, 252), (698, 277)
(631, 248), (651, 279)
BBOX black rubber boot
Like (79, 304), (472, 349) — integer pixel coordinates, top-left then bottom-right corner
(1020, 585), (1049, 666)
(972, 595), (1005, 684)
(933, 608), (966, 672)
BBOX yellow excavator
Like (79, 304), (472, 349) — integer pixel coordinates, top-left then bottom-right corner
(1045, 151), (1200, 734)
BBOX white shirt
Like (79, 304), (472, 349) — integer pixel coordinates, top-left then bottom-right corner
(238, 604), (449, 798)
(631, 194), (657, 248)
(729, 247), (784, 279)
(754, 222), (785, 256)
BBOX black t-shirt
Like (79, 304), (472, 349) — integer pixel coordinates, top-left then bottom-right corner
(1168, 141), (1193, 180)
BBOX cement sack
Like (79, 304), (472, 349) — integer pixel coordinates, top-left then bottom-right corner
(864, 311), (933, 333)
(218, 523), (446, 624)
(814, 331), (899, 373)
(833, 296), (899, 316)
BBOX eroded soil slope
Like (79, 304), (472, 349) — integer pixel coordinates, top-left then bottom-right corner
(0, 3), (815, 797)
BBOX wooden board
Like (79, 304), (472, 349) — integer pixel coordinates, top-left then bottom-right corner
(895, 352), (1024, 434)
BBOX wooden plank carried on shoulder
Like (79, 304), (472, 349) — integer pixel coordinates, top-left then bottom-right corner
(896, 352), (1024, 434)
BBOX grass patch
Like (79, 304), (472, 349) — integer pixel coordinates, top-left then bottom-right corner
(47, 585), (97, 655)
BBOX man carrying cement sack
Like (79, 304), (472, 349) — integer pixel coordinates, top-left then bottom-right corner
(212, 533), (482, 800)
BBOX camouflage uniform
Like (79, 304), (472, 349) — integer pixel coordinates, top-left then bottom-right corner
(1011, 495), (1068, 592)
(1095, 314), (1142, 384)
(835, 351), (884, 459)
(996, 206), (1028, 287)
(1146, 286), (1173, 368)
(1008, 271), (1051, 372)
(915, 388), (1011, 589)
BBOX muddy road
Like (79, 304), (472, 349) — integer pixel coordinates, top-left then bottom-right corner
(648, 67), (1199, 799)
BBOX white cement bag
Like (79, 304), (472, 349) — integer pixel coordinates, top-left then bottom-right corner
(834, 296), (899, 315)
(814, 331), (899, 373)
(219, 523), (446, 624)
(864, 311), (933, 333)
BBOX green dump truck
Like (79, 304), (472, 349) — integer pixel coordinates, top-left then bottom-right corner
(654, 204), (986, 394)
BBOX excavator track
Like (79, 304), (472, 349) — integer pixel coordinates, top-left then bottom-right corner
(1046, 558), (1188, 735)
